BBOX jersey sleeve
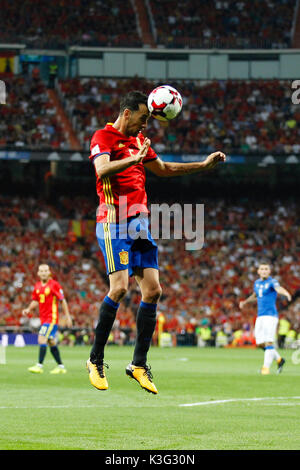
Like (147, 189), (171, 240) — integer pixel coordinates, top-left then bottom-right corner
(271, 278), (280, 290)
(143, 145), (158, 164)
(89, 130), (113, 164)
(31, 285), (39, 301)
(51, 281), (65, 301)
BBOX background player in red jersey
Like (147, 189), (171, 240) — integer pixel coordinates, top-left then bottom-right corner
(87, 91), (226, 394)
(22, 264), (72, 374)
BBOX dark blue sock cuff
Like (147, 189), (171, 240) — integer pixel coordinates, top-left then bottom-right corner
(140, 301), (157, 312)
(265, 345), (274, 350)
(104, 295), (120, 310)
(40, 344), (47, 347)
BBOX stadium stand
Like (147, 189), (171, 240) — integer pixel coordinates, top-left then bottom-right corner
(149, 0), (297, 49)
(0, 0), (142, 48)
(1, 73), (298, 156)
(0, 195), (299, 347)
(57, 77), (300, 155)
(0, 0), (298, 49)
(0, 74), (67, 149)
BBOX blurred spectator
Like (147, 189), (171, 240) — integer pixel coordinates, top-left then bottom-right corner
(0, 0), (296, 49)
(149, 0), (296, 49)
(2, 76), (299, 155)
(0, 0), (142, 48)
(58, 77), (300, 155)
(277, 314), (291, 348)
(0, 75), (66, 149)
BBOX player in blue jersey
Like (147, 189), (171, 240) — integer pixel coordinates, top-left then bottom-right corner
(239, 263), (292, 375)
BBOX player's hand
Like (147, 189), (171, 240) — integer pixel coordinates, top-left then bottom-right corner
(287, 293), (292, 302)
(133, 138), (151, 164)
(22, 308), (30, 316)
(239, 301), (245, 310)
(203, 151), (226, 170)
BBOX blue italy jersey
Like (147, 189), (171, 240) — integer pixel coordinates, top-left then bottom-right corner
(254, 276), (280, 317)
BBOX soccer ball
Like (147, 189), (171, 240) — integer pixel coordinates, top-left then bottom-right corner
(147, 85), (183, 122)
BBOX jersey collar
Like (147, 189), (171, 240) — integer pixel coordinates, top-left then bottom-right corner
(105, 123), (131, 141)
(260, 276), (272, 282)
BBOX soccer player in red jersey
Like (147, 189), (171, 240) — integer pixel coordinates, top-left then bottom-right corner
(22, 264), (72, 374)
(87, 91), (226, 393)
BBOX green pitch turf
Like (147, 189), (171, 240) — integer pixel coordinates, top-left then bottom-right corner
(0, 345), (299, 450)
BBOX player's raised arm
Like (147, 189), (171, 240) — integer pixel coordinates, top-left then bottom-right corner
(94, 139), (151, 179)
(239, 292), (257, 310)
(22, 300), (39, 316)
(144, 151), (226, 177)
(274, 285), (292, 302)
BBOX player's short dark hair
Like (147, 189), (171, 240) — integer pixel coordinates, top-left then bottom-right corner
(119, 91), (148, 114)
(258, 261), (271, 267)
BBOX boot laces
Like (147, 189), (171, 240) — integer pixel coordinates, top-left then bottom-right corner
(143, 365), (153, 382)
(95, 362), (109, 378)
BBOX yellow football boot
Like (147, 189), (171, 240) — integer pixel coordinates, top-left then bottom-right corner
(261, 366), (270, 375)
(50, 365), (67, 374)
(277, 357), (286, 374)
(126, 363), (158, 394)
(28, 364), (43, 373)
(86, 359), (109, 390)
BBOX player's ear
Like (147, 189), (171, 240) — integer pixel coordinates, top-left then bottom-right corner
(123, 108), (131, 120)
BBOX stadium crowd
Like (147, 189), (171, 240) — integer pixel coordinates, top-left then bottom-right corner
(0, 195), (299, 348)
(149, 0), (296, 49)
(58, 77), (300, 156)
(0, 0), (297, 49)
(0, 74), (66, 149)
(0, 0), (142, 48)
(1, 73), (299, 156)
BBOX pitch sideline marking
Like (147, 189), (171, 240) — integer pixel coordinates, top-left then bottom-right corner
(179, 396), (300, 407)
(1, 397), (300, 410)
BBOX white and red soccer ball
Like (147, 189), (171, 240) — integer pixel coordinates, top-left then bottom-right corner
(147, 85), (183, 122)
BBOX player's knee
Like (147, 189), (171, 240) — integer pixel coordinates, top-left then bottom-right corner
(144, 284), (162, 304)
(109, 285), (128, 302)
(38, 336), (47, 346)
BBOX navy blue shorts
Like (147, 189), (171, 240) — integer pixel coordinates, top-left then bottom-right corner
(96, 217), (159, 276)
(38, 323), (58, 340)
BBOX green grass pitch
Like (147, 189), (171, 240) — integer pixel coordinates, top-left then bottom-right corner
(0, 345), (299, 450)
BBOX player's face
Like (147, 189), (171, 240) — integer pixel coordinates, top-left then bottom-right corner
(258, 265), (271, 279)
(126, 104), (150, 137)
(38, 265), (51, 282)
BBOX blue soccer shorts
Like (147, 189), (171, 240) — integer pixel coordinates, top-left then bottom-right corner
(38, 323), (58, 340)
(96, 216), (159, 276)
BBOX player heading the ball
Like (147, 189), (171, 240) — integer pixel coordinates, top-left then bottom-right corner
(88, 89), (226, 394)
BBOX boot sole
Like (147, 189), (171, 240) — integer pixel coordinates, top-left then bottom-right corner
(126, 366), (157, 394)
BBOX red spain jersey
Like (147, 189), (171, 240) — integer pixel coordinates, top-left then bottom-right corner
(31, 279), (64, 325)
(89, 123), (157, 223)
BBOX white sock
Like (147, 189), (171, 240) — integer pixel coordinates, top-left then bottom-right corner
(263, 347), (275, 368)
(273, 348), (281, 361)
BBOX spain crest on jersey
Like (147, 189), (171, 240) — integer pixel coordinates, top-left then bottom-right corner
(45, 287), (51, 296)
(119, 250), (129, 265)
